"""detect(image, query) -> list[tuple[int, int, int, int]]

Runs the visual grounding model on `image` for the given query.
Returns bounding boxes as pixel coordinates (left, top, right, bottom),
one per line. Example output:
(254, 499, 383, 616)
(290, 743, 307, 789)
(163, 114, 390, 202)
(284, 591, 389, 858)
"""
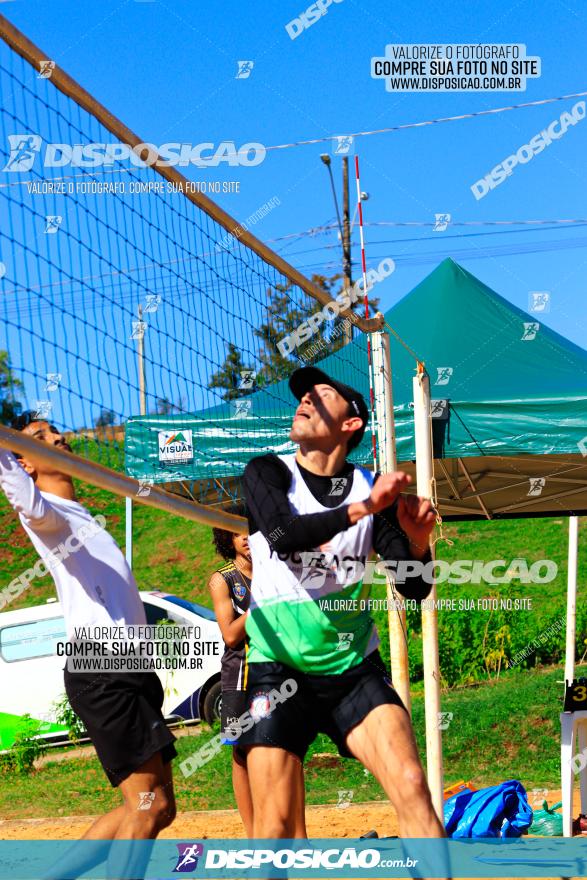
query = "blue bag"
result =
(444, 779, 533, 838)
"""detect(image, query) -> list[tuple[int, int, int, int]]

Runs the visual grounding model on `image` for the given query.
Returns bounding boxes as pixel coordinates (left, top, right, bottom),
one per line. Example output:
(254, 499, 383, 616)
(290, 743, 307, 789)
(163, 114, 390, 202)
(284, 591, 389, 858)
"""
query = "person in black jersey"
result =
(240, 367, 446, 842)
(209, 504, 306, 837)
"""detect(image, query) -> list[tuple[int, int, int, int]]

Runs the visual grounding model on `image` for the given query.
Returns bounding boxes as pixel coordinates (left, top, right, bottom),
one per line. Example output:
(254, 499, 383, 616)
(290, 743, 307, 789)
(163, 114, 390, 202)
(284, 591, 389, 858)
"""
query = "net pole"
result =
(0, 426, 248, 534)
(0, 13, 382, 336)
(413, 367, 444, 821)
(354, 155, 377, 471)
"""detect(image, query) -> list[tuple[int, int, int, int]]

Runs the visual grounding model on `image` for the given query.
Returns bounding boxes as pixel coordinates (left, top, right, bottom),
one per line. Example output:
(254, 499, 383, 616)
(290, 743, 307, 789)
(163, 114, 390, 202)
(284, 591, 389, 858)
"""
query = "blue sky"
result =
(1, 0, 586, 429)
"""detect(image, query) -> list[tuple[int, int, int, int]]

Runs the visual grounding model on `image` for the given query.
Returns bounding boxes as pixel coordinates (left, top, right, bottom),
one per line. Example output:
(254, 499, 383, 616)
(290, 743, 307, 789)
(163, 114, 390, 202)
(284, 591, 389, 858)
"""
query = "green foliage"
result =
(53, 694, 85, 745)
(94, 408, 116, 428)
(0, 665, 580, 819)
(208, 343, 256, 402)
(0, 349, 23, 425)
(0, 714, 46, 774)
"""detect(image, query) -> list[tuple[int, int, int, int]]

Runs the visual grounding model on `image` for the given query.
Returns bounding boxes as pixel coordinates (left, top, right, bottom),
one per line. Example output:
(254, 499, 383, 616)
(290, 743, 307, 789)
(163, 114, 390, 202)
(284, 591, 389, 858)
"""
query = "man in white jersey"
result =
(241, 367, 446, 839)
(0, 414, 176, 851)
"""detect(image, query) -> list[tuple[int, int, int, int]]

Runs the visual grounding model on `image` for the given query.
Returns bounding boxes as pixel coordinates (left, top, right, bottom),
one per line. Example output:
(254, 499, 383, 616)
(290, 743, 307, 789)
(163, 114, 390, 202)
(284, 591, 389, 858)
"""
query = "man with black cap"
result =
(240, 367, 445, 839)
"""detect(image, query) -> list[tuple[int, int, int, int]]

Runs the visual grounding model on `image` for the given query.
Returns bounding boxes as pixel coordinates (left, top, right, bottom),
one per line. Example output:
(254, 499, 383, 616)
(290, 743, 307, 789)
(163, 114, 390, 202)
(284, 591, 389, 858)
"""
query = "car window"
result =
(142, 601, 177, 625)
(0, 617, 66, 662)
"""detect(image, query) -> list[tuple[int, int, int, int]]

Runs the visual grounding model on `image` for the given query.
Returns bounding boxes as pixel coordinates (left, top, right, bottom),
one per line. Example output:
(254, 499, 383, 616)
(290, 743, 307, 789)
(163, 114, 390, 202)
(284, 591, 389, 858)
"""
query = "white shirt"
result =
(0, 450, 146, 638)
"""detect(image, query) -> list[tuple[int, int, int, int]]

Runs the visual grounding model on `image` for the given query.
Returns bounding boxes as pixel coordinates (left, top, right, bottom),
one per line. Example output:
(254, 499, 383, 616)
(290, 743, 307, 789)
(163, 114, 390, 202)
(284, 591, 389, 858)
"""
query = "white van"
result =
(0, 591, 223, 751)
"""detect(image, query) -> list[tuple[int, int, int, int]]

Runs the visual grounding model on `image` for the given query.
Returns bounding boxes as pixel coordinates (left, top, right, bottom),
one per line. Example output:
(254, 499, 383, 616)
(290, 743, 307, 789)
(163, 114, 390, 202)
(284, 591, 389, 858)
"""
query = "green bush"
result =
(0, 715, 46, 774)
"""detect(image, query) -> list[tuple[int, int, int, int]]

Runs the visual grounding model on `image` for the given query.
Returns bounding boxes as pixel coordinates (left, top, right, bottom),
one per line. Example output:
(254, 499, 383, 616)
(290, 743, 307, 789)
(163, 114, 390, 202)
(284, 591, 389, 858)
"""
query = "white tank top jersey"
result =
(0, 450, 146, 638)
(246, 453, 380, 674)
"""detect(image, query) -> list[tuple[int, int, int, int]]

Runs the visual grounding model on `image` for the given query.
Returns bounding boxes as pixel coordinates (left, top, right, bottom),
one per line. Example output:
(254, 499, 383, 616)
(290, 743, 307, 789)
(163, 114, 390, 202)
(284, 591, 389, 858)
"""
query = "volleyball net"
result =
(0, 14, 381, 518)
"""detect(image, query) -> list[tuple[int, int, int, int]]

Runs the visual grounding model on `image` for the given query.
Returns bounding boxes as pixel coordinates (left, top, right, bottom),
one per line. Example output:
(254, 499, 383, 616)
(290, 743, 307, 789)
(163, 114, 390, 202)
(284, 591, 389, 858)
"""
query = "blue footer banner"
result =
(0, 838, 586, 878)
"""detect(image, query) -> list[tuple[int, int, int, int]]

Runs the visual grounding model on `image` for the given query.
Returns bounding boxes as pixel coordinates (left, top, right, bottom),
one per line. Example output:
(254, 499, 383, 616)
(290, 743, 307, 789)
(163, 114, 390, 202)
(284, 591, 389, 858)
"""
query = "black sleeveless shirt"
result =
(217, 561, 251, 690)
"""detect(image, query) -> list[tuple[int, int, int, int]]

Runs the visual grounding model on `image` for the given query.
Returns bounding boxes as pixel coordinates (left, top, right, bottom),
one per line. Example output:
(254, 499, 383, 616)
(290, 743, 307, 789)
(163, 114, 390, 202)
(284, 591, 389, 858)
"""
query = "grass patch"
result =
(0, 664, 578, 820)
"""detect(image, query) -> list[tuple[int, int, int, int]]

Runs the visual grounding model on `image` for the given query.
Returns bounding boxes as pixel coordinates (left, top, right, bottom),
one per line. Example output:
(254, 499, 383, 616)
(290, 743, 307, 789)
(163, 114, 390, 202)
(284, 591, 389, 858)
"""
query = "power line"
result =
(263, 91, 587, 152)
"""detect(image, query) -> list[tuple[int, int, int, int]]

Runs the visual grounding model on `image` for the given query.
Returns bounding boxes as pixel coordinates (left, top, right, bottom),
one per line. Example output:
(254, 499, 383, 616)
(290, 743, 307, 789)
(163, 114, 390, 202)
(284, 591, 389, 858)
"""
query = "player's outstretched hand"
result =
(397, 494, 436, 558)
(367, 471, 412, 514)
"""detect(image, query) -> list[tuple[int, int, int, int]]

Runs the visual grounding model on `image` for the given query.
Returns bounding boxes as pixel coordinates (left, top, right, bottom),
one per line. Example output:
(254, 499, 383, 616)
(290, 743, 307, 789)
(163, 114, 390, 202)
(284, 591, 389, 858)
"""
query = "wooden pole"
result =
(0, 425, 248, 534)
(412, 367, 444, 821)
(565, 515, 579, 685)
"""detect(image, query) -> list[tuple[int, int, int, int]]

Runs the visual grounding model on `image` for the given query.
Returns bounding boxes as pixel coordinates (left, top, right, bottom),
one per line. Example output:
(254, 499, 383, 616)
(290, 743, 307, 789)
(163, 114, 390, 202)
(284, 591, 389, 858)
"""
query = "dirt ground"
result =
(0, 788, 580, 840)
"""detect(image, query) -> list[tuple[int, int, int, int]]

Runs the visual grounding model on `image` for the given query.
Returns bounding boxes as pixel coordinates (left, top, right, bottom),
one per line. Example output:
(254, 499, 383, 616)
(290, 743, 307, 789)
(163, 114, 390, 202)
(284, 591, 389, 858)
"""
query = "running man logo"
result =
(336, 632, 354, 652)
(44, 215, 62, 234)
(437, 711, 453, 730)
(233, 399, 253, 418)
(527, 477, 546, 497)
(522, 322, 540, 340)
(144, 294, 161, 314)
(34, 400, 52, 419)
(332, 135, 354, 154)
(137, 478, 154, 497)
(328, 477, 348, 496)
(236, 61, 254, 79)
(173, 843, 204, 872)
(435, 366, 453, 386)
(238, 370, 256, 390)
(431, 399, 449, 420)
(130, 320, 147, 340)
(337, 789, 354, 808)
(137, 791, 155, 810)
(38, 60, 55, 79)
(158, 430, 194, 463)
(433, 213, 451, 232)
(528, 291, 550, 313)
(3, 134, 42, 172)
(45, 373, 62, 391)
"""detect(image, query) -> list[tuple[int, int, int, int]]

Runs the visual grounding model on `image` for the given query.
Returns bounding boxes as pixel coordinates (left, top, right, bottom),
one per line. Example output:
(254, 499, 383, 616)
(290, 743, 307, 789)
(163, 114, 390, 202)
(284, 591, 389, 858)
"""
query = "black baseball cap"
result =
(288, 367, 369, 451)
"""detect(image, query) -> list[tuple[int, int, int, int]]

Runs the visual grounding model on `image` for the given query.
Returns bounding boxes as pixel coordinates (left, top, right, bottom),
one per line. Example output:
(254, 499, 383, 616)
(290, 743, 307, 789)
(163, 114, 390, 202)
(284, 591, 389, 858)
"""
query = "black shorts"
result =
(64, 669, 177, 786)
(220, 688, 247, 746)
(239, 650, 406, 761)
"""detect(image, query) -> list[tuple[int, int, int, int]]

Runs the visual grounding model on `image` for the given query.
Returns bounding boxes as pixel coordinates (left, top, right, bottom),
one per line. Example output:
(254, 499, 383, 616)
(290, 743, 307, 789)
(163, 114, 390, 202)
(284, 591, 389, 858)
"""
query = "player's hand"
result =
(367, 471, 412, 514)
(397, 494, 436, 558)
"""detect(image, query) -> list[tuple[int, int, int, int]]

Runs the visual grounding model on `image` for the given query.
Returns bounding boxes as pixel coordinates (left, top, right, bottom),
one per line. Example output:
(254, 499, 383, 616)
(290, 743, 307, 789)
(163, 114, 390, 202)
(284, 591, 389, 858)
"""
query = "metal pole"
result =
(372, 332, 411, 713)
(412, 367, 444, 821)
(126, 305, 147, 567)
(137, 304, 147, 417)
(565, 515, 579, 685)
(125, 496, 133, 568)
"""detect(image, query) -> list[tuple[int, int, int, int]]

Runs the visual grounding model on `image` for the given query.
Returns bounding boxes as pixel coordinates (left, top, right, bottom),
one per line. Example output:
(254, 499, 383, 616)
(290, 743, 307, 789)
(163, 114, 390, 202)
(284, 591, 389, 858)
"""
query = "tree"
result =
(0, 350, 23, 425)
(208, 273, 380, 399)
(208, 343, 256, 402)
(155, 397, 185, 415)
(95, 408, 116, 428)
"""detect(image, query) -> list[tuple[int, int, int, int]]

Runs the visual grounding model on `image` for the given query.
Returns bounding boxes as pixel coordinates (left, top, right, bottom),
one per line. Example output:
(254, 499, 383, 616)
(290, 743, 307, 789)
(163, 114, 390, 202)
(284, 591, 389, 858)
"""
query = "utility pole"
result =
(341, 156, 353, 345)
(127, 303, 147, 568)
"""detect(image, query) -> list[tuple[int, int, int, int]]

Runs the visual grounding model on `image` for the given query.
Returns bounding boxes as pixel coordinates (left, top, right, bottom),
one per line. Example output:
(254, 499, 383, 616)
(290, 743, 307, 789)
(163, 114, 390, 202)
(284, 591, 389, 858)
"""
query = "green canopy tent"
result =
(126, 258, 587, 822)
